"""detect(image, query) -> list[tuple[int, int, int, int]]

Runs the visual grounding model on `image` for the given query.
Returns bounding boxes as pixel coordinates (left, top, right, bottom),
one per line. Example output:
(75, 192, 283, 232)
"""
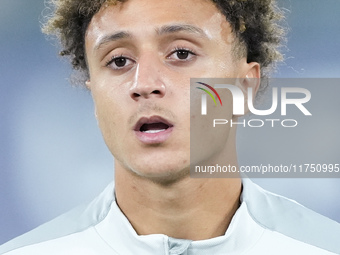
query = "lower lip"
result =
(134, 127, 174, 144)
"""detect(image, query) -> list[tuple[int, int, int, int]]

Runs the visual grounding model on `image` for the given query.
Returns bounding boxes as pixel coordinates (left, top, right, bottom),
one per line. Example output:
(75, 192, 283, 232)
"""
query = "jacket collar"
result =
(94, 179, 264, 255)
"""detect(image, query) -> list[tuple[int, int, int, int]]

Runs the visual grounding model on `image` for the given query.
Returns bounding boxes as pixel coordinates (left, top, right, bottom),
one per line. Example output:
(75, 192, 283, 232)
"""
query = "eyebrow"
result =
(93, 24, 208, 51)
(156, 24, 207, 38)
(94, 31, 132, 51)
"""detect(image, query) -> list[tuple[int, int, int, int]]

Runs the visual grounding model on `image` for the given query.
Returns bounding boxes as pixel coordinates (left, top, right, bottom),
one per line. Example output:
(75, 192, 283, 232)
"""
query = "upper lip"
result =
(133, 116, 174, 131)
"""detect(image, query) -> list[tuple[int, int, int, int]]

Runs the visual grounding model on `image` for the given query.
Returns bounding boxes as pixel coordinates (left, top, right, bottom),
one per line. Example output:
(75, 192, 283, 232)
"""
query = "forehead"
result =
(86, 0, 234, 49)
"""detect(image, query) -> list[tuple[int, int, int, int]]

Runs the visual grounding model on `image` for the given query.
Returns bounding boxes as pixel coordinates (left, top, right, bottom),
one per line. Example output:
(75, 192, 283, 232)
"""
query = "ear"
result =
(94, 108, 98, 119)
(85, 79, 91, 90)
(239, 62, 260, 115)
(85, 79, 98, 119)
(241, 62, 260, 93)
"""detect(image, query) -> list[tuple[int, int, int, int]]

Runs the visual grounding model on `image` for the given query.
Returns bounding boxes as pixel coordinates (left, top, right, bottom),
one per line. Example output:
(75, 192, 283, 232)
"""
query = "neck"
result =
(115, 171, 241, 240)
(115, 125, 241, 240)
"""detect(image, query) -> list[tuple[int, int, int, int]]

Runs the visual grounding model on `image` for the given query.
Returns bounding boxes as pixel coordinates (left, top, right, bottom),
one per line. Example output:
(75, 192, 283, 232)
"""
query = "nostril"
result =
(130, 86, 165, 100)
(152, 90, 161, 95)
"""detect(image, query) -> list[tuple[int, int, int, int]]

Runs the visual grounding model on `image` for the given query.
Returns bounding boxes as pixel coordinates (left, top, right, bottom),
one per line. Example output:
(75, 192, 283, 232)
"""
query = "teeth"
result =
(143, 129, 166, 134)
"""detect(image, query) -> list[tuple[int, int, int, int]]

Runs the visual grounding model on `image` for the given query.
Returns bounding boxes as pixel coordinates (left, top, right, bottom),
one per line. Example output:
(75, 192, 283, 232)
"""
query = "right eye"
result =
(106, 56, 134, 70)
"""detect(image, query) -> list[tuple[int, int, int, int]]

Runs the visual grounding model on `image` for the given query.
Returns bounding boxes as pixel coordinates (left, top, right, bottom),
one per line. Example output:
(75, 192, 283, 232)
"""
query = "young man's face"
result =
(85, 0, 257, 181)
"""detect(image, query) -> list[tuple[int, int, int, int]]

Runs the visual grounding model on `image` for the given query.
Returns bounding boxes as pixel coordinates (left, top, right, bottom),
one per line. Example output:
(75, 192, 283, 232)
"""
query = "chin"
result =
(131, 162, 190, 186)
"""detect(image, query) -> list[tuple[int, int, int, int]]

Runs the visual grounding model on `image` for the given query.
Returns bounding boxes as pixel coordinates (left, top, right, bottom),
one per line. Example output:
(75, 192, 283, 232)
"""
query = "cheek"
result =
(190, 87, 234, 162)
(92, 87, 128, 144)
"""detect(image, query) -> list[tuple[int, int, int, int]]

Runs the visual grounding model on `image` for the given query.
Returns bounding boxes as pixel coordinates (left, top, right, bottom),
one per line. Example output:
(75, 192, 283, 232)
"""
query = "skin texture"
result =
(85, 0, 260, 240)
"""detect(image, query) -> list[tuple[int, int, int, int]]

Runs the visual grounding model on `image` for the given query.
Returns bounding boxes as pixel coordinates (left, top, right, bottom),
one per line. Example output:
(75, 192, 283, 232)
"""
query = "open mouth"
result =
(134, 116, 174, 144)
(140, 122, 170, 133)
(134, 116, 173, 132)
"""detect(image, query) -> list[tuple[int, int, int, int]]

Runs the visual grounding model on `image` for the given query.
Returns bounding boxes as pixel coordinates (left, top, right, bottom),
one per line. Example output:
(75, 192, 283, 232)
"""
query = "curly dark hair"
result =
(42, 0, 285, 84)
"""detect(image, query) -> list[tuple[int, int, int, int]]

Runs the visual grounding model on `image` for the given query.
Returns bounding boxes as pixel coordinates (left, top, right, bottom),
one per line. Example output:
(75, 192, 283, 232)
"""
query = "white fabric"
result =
(1, 179, 339, 254)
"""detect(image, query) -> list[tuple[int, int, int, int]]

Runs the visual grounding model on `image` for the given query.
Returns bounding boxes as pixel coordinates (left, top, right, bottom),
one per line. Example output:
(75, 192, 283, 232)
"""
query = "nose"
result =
(129, 55, 166, 101)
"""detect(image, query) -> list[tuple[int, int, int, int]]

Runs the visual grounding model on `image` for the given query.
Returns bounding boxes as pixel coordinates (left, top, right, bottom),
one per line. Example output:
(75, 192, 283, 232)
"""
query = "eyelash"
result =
(105, 54, 127, 67)
(169, 47, 197, 59)
(105, 47, 197, 69)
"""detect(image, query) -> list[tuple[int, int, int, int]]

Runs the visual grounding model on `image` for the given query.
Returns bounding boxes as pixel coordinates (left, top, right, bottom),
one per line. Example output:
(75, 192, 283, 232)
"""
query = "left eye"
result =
(168, 49, 196, 61)
(175, 50, 190, 59)
(114, 57, 127, 67)
(106, 56, 134, 70)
